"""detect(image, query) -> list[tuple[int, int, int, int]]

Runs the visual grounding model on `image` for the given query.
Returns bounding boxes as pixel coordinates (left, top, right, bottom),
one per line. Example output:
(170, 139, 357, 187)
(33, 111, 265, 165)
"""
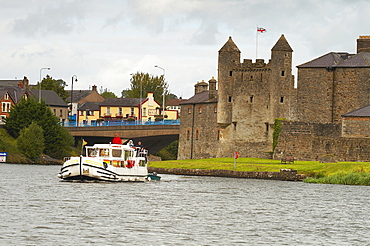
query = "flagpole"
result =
(256, 25, 258, 59)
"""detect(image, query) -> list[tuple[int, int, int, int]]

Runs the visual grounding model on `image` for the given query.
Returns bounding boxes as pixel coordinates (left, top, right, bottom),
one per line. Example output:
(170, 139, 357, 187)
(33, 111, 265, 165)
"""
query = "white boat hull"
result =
(58, 156, 148, 182)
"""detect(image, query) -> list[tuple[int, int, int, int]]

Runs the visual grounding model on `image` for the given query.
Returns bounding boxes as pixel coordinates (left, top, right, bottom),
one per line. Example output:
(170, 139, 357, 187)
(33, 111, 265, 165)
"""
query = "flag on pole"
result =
(82, 139, 87, 146)
(257, 27, 266, 33)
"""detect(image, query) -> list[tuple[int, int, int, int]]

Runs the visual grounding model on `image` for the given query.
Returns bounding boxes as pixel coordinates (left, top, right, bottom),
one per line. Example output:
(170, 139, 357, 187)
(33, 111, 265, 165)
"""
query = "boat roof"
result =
(87, 143, 133, 150)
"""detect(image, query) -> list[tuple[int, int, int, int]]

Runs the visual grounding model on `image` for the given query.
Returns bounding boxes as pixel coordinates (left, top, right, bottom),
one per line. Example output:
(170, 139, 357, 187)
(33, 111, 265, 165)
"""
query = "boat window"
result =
(87, 148, 98, 157)
(112, 149, 122, 157)
(100, 149, 110, 157)
(124, 150, 132, 160)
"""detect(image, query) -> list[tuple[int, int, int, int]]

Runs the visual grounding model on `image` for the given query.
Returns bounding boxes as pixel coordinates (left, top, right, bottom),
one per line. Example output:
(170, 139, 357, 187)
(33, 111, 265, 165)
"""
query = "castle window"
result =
(186, 129, 190, 140)
(280, 96, 284, 103)
(228, 96, 232, 102)
(229, 71, 233, 76)
(198, 106, 202, 114)
(281, 70, 285, 76)
(188, 107, 192, 114)
(214, 106, 217, 113)
(195, 129, 199, 140)
(250, 96, 254, 103)
(217, 129, 220, 140)
(265, 123, 269, 132)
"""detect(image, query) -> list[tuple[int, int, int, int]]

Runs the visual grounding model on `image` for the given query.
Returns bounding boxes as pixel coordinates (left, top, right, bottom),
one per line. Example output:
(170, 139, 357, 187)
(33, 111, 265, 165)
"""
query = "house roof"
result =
(0, 79, 23, 87)
(30, 89, 68, 107)
(0, 86, 28, 103)
(297, 52, 370, 68)
(78, 101, 101, 111)
(166, 98, 187, 106)
(66, 90, 96, 103)
(180, 91, 218, 105)
(100, 97, 144, 107)
(342, 104, 370, 117)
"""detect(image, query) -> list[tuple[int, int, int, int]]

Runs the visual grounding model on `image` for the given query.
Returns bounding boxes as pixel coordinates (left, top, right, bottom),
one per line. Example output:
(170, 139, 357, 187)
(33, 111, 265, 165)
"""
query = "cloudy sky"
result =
(1, 0, 369, 99)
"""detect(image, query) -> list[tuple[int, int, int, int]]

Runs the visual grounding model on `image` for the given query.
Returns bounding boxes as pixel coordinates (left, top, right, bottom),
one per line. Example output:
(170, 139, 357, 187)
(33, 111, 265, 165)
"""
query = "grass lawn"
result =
(149, 157, 370, 177)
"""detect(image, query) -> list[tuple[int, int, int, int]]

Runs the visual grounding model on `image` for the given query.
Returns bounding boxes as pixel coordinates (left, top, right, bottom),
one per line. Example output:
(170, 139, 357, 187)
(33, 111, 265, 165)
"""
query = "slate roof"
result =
(100, 97, 144, 107)
(0, 86, 27, 103)
(180, 91, 218, 105)
(30, 89, 68, 107)
(66, 90, 95, 103)
(0, 79, 23, 87)
(78, 101, 101, 111)
(342, 104, 370, 117)
(297, 52, 370, 68)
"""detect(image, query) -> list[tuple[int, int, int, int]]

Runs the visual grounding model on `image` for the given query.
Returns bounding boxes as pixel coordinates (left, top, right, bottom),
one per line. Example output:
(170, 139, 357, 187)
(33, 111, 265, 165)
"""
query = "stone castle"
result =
(178, 35, 370, 161)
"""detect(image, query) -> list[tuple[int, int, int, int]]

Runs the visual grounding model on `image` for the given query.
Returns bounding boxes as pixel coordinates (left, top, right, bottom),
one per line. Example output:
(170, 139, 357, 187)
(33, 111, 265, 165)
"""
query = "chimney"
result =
(208, 77, 217, 100)
(357, 36, 370, 53)
(194, 80, 208, 95)
(92, 85, 97, 91)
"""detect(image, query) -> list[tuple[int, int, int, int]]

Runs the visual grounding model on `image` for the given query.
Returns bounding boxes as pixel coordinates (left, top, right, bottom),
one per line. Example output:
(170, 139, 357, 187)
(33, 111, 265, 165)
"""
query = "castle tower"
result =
(269, 34, 295, 120)
(217, 36, 240, 127)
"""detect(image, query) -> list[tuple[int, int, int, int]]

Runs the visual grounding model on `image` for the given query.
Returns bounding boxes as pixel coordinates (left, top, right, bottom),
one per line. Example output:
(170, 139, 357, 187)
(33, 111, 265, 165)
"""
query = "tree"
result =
(17, 122, 44, 161)
(5, 98, 74, 159)
(36, 75, 69, 101)
(100, 88, 117, 99)
(121, 72, 168, 105)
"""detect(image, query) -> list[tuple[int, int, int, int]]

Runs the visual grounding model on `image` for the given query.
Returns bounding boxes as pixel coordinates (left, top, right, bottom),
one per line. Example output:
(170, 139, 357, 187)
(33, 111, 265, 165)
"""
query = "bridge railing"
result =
(63, 119, 180, 127)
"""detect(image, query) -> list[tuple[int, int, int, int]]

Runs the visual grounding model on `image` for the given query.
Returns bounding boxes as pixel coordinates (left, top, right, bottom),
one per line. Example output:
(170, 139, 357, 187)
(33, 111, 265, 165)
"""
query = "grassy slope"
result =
(149, 157, 370, 177)
(0, 128, 29, 163)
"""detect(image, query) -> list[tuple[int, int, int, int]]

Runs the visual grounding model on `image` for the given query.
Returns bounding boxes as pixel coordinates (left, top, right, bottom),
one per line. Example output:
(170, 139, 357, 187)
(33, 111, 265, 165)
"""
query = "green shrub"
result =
(17, 122, 44, 161)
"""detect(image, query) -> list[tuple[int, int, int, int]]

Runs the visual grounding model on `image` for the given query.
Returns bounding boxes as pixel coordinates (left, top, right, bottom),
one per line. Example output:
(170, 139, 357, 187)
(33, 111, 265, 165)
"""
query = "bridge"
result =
(66, 124, 180, 154)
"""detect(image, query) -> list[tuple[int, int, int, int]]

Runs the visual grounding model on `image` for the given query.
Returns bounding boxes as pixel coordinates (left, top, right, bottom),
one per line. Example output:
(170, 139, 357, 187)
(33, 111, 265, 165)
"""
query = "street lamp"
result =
(130, 73, 142, 123)
(39, 67, 51, 103)
(70, 75, 78, 117)
(154, 65, 166, 121)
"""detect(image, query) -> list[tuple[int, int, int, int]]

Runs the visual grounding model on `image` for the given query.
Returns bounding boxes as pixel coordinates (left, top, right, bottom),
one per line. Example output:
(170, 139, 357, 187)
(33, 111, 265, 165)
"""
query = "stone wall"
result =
(274, 121, 370, 161)
(148, 167, 305, 181)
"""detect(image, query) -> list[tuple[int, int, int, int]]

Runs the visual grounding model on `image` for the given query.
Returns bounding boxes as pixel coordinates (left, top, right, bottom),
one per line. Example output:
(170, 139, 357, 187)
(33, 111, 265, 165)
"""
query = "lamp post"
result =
(70, 75, 78, 118)
(130, 73, 142, 124)
(39, 67, 50, 103)
(154, 65, 166, 121)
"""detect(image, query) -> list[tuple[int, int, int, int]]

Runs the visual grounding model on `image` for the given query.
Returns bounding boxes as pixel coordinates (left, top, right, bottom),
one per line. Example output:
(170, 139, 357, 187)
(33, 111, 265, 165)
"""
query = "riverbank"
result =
(148, 157, 370, 185)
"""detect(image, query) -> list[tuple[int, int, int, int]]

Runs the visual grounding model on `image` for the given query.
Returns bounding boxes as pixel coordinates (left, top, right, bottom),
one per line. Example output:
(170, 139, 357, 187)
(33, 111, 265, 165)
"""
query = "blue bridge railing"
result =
(63, 120, 180, 127)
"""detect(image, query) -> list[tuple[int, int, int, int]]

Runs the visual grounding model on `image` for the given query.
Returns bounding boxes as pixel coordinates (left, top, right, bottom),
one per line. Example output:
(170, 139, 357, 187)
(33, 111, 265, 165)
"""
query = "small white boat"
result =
(58, 137, 148, 182)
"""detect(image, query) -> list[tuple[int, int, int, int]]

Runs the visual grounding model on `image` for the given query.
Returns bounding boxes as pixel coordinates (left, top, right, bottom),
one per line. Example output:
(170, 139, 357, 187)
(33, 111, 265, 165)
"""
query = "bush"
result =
(155, 140, 178, 160)
(17, 122, 44, 161)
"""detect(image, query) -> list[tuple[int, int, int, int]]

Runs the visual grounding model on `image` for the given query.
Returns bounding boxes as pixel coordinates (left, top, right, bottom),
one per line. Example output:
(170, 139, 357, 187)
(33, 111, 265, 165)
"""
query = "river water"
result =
(0, 164, 369, 246)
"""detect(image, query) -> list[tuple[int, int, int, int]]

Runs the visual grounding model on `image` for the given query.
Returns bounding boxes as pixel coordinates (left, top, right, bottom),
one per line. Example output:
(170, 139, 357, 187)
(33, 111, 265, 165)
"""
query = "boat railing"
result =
(63, 157, 71, 162)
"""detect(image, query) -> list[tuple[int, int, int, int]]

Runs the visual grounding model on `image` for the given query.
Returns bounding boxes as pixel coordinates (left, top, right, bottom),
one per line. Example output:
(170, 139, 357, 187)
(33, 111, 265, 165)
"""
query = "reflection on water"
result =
(0, 164, 369, 245)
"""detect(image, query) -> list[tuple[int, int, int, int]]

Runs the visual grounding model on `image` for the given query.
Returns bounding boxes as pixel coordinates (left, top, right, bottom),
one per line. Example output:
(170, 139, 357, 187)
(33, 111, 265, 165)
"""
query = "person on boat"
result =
(128, 140, 134, 147)
(112, 133, 122, 144)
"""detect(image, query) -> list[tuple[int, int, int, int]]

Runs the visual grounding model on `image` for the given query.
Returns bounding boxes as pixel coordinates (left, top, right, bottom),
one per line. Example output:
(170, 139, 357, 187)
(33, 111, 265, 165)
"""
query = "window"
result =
(228, 96, 232, 102)
(60, 109, 63, 117)
(229, 71, 233, 76)
(188, 107, 192, 114)
(130, 107, 134, 115)
(198, 106, 202, 114)
(106, 107, 111, 115)
(281, 70, 285, 76)
(280, 97, 284, 103)
(2, 102, 10, 112)
(186, 129, 190, 140)
(217, 129, 220, 140)
(4, 93, 8, 100)
(119, 107, 123, 116)
(265, 123, 269, 132)
(214, 106, 217, 113)
(53, 109, 56, 115)
(250, 96, 254, 103)
(143, 107, 147, 116)
(195, 129, 199, 140)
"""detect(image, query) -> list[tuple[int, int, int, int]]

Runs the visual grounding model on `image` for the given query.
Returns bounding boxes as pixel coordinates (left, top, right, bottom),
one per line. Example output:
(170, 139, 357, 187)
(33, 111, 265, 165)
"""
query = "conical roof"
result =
(219, 36, 240, 52)
(271, 34, 293, 52)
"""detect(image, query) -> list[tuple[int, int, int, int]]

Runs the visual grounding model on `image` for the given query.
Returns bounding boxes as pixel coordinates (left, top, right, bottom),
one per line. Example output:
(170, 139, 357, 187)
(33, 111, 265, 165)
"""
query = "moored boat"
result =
(58, 136, 149, 182)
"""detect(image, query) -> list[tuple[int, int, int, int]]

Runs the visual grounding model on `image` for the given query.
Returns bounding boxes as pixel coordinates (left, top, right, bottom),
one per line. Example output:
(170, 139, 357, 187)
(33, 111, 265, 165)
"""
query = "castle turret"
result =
(217, 36, 240, 126)
(270, 34, 294, 110)
(208, 77, 217, 100)
(194, 80, 208, 94)
(357, 36, 370, 53)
